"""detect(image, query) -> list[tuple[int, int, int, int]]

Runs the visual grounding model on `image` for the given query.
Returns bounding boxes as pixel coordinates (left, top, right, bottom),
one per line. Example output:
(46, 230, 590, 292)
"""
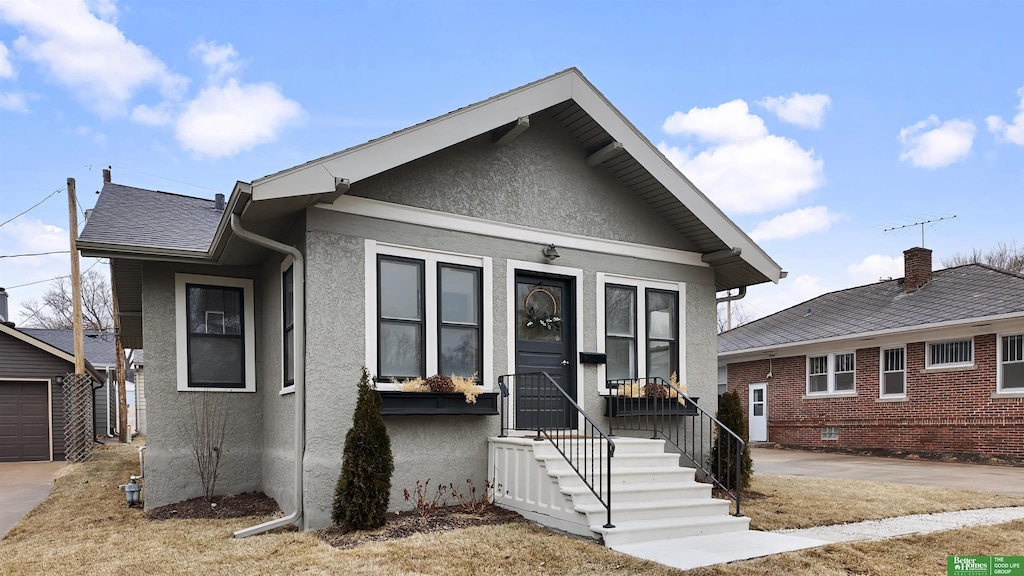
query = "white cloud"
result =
(0, 92, 28, 112)
(758, 93, 831, 129)
(0, 0, 187, 116)
(175, 79, 303, 158)
(847, 254, 905, 285)
(131, 103, 173, 126)
(658, 135, 823, 214)
(662, 100, 767, 144)
(85, 0, 118, 21)
(0, 41, 14, 78)
(191, 40, 241, 82)
(986, 84, 1024, 146)
(898, 115, 975, 169)
(748, 206, 840, 242)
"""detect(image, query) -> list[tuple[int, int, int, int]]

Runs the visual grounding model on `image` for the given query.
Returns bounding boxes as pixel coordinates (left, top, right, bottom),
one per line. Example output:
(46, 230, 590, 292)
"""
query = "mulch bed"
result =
(145, 492, 283, 520)
(317, 504, 526, 550)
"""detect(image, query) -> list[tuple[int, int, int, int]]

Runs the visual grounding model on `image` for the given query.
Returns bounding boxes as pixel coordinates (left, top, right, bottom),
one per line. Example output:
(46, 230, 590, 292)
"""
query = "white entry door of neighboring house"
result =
(748, 384, 768, 442)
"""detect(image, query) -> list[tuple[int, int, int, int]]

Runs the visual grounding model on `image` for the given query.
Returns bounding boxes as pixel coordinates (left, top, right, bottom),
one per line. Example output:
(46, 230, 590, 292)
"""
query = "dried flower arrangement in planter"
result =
(394, 373, 482, 404)
(616, 372, 688, 404)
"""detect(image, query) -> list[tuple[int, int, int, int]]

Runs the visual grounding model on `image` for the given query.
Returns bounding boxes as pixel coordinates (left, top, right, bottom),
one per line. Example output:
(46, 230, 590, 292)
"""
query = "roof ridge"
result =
(105, 182, 218, 203)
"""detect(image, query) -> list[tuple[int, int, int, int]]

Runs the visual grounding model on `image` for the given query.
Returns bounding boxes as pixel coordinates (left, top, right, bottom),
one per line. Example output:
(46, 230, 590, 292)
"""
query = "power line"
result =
(0, 187, 64, 230)
(0, 250, 70, 259)
(109, 164, 224, 193)
(4, 258, 106, 290)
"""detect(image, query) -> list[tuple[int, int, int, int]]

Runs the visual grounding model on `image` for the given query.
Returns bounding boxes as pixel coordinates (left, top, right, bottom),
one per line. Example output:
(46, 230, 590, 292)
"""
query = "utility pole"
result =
(67, 178, 85, 375)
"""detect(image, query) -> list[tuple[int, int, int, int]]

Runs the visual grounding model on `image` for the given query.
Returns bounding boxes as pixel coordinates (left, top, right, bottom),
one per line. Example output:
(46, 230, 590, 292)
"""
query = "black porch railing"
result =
(498, 372, 615, 529)
(606, 377, 745, 516)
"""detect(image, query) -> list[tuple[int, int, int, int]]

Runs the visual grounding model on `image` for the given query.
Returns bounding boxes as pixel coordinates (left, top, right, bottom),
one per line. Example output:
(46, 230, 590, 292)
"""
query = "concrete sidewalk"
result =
(613, 506, 1024, 571)
(0, 461, 64, 538)
(752, 447, 1024, 495)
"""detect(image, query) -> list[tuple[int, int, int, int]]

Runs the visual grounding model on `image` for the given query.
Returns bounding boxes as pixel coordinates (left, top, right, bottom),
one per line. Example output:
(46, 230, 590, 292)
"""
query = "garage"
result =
(0, 380, 50, 462)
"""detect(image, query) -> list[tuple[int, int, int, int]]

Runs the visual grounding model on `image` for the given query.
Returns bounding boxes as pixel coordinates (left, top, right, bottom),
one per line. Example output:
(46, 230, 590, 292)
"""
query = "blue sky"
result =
(2, 1, 1023, 324)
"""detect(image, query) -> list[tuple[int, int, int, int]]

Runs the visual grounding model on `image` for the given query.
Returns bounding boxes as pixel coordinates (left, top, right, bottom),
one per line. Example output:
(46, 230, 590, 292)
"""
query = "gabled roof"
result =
(79, 183, 223, 257)
(20, 329, 119, 368)
(719, 264, 1024, 356)
(250, 67, 781, 290)
(0, 324, 103, 381)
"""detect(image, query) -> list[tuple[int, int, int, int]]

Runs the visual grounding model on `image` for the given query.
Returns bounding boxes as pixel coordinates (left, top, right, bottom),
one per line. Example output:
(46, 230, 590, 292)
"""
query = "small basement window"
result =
(821, 426, 839, 441)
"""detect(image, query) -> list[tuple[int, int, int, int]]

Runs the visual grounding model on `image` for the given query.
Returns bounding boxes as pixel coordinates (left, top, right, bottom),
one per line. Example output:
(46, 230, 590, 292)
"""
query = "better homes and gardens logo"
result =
(948, 556, 1024, 576)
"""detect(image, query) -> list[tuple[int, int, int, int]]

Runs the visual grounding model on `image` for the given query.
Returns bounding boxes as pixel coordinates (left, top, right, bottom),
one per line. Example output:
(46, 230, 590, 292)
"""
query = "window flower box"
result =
(378, 391, 499, 416)
(605, 396, 699, 417)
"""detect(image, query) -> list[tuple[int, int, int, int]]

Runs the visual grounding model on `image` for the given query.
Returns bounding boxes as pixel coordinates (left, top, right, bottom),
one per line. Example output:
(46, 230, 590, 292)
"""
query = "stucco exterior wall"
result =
(141, 261, 265, 509)
(348, 112, 695, 252)
(301, 208, 717, 529)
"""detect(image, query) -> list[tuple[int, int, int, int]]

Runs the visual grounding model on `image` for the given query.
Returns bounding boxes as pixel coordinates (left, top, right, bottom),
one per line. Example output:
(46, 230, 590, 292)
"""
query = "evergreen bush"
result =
(709, 391, 753, 491)
(331, 367, 394, 529)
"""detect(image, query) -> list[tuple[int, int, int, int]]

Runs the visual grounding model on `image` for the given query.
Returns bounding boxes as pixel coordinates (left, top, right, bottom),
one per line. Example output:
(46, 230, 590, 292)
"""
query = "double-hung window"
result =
(806, 352, 856, 395)
(999, 334, 1024, 391)
(374, 246, 487, 384)
(175, 274, 256, 392)
(881, 347, 906, 397)
(926, 339, 973, 368)
(600, 275, 682, 388)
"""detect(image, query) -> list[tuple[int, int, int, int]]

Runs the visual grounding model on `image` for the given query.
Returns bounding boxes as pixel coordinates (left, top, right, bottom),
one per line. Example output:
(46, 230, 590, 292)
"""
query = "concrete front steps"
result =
(487, 436, 750, 547)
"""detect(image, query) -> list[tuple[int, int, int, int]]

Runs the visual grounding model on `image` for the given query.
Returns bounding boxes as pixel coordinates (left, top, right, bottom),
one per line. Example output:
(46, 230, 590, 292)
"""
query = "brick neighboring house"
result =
(718, 247, 1024, 460)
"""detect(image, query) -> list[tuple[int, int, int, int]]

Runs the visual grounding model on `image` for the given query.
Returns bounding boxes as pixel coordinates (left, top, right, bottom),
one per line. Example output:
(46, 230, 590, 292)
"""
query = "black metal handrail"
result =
(606, 377, 745, 516)
(498, 372, 615, 528)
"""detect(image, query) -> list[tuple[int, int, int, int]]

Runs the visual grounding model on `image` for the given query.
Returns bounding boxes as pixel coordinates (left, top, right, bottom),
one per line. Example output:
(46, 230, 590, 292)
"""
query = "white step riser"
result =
(538, 454, 682, 471)
(599, 517, 751, 547)
(578, 501, 731, 525)
(565, 484, 712, 505)
(551, 469, 696, 487)
(531, 439, 667, 457)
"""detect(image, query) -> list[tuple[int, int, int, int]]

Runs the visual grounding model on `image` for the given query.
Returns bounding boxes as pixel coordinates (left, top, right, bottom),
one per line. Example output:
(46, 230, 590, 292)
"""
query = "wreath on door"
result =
(522, 287, 561, 331)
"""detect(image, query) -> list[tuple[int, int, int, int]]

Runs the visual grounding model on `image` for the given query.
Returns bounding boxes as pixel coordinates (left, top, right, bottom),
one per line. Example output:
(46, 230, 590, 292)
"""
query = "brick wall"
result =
(725, 333, 1024, 460)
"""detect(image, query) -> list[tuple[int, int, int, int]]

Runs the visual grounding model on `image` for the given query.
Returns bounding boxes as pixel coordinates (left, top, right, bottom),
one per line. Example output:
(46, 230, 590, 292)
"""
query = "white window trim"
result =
(925, 337, 975, 369)
(280, 255, 296, 395)
(996, 332, 1024, 394)
(805, 351, 856, 396)
(879, 346, 907, 398)
(596, 272, 686, 394)
(174, 273, 256, 393)
(365, 240, 493, 391)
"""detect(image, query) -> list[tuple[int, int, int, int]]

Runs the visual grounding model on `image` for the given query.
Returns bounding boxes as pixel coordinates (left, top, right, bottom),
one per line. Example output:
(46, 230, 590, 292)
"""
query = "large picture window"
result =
(600, 275, 683, 389)
(375, 250, 485, 384)
(175, 274, 256, 392)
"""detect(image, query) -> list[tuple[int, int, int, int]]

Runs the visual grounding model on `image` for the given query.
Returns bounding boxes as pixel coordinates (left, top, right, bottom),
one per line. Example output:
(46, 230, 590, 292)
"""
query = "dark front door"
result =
(514, 273, 576, 430)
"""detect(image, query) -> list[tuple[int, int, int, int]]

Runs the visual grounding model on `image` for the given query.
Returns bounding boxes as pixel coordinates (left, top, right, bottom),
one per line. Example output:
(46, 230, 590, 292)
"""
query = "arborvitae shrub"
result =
(709, 391, 753, 491)
(331, 367, 394, 529)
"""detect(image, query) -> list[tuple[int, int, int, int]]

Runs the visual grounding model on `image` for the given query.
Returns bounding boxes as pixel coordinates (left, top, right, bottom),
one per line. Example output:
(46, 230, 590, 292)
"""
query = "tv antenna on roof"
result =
(883, 215, 957, 247)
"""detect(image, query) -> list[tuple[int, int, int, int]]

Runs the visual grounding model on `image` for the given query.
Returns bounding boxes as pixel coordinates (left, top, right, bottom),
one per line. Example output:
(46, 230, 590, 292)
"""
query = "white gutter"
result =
(229, 213, 306, 538)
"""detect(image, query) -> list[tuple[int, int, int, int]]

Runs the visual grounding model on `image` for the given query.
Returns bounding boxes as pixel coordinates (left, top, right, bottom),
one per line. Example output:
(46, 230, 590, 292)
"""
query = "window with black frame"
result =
(605, 284, 637, 380)
(282, 265, 294, 389)
(438, 264, 482, 380)
(646, 289, 678, 383)
(186, 283, 245, 388)
(378, 256, 425, 381)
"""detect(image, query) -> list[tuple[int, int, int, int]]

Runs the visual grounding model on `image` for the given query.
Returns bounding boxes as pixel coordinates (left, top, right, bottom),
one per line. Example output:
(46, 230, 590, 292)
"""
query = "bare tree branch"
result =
(943, 241, 1024, 275)
(16, 270, 113, 330)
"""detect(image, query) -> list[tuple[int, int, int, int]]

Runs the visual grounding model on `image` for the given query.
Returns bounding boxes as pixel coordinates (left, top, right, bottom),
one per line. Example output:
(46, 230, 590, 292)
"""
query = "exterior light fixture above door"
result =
(542, 244, 560, 261)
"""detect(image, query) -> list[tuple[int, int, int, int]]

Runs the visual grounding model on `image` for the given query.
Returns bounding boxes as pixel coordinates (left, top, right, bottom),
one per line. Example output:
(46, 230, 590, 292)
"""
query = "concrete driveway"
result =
(0, 461, 64, 538)
(753, 448, 1024, 496)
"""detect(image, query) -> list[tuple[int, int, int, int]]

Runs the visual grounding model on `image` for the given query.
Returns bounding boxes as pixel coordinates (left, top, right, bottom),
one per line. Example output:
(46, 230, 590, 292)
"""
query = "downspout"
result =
(229, 213, 306, 538)
(715, 286, 747, 304)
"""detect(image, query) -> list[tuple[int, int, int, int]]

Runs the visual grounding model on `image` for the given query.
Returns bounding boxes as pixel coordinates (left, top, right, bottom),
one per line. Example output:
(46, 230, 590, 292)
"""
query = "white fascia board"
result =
(718, 312, 1024, 362)
(252, 74, 576, 201)
(320, 196, 708, 267)
(568, 74, 782, 285)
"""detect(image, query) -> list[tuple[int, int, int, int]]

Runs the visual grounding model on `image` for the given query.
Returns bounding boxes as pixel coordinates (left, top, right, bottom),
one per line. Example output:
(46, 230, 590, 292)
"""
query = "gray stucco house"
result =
(77, 69, 782, 540)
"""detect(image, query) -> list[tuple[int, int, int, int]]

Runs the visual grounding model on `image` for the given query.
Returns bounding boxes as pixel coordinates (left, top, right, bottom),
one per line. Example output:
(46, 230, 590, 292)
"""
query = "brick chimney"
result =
(903, 247, 933, 293)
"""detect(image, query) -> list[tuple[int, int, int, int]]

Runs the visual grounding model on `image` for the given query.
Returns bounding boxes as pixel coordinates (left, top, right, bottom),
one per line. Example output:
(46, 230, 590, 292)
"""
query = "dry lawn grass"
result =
(739, 474, 1024, 530)
(3, 443, 1022, 576)
(689, 520, 1024, 576)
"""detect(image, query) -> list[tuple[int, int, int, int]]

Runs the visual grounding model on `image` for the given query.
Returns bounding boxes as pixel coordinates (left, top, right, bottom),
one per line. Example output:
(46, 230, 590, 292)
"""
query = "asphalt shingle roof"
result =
(20, 329, 118, 367)
(79, 183, 223, 252)
(718, 264, 1024, 354)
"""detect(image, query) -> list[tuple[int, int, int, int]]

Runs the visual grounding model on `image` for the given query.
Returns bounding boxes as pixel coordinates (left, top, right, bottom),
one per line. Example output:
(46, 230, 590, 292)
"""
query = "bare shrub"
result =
(177, 393, 228, 501)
